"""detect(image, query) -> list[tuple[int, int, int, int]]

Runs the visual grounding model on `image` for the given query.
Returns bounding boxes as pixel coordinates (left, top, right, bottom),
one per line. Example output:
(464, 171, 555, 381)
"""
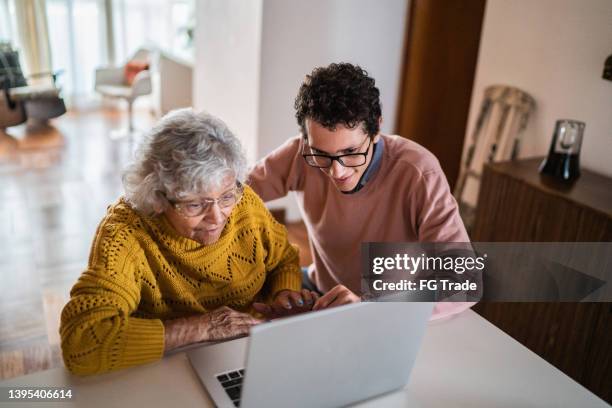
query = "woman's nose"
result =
(206, 202, 225, 224)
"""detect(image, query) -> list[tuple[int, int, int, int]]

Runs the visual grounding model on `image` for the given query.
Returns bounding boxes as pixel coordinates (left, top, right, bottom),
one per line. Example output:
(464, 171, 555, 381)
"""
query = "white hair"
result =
(122, 109, 247, 216)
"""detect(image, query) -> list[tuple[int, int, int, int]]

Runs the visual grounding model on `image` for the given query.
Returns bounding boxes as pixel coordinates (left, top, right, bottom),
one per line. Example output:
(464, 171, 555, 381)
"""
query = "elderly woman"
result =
(60, 109, 314, 376)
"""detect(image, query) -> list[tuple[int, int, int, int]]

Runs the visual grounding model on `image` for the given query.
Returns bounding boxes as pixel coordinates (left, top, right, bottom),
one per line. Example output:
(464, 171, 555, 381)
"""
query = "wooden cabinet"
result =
(472, 158, 612, 403)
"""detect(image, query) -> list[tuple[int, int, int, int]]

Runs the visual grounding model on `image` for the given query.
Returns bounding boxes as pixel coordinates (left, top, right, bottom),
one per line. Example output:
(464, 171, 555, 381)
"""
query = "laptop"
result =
(187, 301, 433, 408)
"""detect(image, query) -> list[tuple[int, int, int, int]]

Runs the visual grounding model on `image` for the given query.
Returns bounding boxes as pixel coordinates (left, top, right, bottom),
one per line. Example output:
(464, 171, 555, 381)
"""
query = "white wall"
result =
(195, 0, 409, 220)
(194, 0, 263, 164)
(465, 0, 612, 177)
(257, 0, 408, 219)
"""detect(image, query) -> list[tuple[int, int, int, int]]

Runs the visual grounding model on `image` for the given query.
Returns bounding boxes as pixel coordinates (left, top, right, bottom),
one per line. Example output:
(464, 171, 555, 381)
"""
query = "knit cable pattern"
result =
(60, 186, 301, 375)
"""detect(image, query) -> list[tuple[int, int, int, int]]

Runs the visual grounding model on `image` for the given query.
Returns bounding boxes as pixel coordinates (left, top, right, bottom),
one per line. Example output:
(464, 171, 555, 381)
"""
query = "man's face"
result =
(305, 119, 379, 192)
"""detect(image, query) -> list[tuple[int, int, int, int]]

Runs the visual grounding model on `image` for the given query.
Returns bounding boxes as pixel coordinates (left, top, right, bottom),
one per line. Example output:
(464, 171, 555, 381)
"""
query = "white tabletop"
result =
(0, 310, 608, 407)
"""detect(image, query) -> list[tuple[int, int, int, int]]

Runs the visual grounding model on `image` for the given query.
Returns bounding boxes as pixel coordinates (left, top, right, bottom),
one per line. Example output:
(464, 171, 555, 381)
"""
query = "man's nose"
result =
(329, 159, 344, 177)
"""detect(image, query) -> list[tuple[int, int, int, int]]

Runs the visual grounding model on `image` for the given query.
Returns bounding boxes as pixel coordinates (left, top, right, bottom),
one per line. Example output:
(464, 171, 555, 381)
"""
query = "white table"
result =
(0, 310, 608, 407)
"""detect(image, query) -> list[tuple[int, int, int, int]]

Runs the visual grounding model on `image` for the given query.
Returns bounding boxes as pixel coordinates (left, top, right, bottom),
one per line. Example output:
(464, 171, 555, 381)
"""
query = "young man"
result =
(248, 63, 473, 319)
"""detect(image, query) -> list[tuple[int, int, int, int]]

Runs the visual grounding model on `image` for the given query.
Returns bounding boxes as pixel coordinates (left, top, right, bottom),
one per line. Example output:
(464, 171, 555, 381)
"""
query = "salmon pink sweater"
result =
(249, 135, 474, 319)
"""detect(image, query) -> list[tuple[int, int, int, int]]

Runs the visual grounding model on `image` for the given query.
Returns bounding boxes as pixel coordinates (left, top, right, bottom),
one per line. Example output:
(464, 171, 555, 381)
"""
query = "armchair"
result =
(0, 44, 66, 141)
(94, 49, 152, 139)
(0, 86, 26, 141)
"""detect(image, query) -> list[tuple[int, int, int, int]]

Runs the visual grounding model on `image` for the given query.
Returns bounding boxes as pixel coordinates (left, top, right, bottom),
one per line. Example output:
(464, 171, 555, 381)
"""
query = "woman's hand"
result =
(252, 289, 319, 319)
(312, 284, 360, 310)
(204, 306, 263, 341)
(163, 306, 262, 352)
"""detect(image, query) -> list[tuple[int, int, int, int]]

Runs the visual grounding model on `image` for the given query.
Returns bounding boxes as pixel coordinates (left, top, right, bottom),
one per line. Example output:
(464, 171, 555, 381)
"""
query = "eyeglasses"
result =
(302, 136, 372, 168)
(165, 183, 244, 218)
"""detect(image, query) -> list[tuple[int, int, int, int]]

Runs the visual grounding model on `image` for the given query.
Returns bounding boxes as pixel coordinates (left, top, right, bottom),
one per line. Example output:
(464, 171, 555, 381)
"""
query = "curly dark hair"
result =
(294, 62, 382, 138)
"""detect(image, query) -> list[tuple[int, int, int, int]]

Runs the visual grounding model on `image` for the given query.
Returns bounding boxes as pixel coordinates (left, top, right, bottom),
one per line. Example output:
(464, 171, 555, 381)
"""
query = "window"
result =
(0, 0, 16, 44)
(43, 0, 193, 100)
(113, 0, 194, 63)
(46, 0, 108, 98)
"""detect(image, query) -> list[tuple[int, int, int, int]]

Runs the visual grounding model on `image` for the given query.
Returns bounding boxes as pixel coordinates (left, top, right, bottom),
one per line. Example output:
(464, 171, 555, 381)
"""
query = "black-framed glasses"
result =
(165, 182, 244, 218)
(302, 136, 372, 168)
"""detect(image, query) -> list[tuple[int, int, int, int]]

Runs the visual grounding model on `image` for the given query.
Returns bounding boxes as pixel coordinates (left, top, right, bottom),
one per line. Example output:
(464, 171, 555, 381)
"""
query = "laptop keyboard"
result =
(217, 369, 245, 407)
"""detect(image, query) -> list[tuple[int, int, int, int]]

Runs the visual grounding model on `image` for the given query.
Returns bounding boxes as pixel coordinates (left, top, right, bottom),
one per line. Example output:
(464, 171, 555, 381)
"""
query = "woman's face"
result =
(163, 176, 239, 245)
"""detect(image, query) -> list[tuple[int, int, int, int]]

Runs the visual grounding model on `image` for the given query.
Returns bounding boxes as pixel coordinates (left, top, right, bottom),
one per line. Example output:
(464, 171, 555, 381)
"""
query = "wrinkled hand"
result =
(312, 284, 360, 311)
(252, 289, 319, 320)
(204, 306, 263, 341)
(164, 306, 262, 352)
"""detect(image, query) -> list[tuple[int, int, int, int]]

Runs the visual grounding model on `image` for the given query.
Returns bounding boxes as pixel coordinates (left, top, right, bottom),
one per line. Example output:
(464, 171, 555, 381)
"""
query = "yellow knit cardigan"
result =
(60, 186, 301, 375)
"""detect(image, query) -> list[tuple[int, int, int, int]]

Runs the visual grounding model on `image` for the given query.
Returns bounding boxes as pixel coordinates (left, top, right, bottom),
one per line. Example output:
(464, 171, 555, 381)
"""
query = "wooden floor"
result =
(0, 107, 310, 380)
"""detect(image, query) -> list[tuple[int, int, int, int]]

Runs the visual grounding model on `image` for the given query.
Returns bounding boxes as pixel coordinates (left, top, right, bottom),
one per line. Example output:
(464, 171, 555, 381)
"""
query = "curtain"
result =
(13, 0, 53, 82)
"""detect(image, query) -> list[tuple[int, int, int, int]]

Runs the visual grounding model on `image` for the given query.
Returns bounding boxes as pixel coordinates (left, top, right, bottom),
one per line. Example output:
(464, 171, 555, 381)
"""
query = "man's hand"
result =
(312, 284, 360, 311)
(164, 306, 262, 352)
(252, 289, 319, 319)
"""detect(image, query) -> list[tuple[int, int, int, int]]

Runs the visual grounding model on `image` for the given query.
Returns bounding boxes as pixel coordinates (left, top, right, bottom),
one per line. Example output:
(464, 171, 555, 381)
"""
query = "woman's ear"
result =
(152, 198, 167, 215)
